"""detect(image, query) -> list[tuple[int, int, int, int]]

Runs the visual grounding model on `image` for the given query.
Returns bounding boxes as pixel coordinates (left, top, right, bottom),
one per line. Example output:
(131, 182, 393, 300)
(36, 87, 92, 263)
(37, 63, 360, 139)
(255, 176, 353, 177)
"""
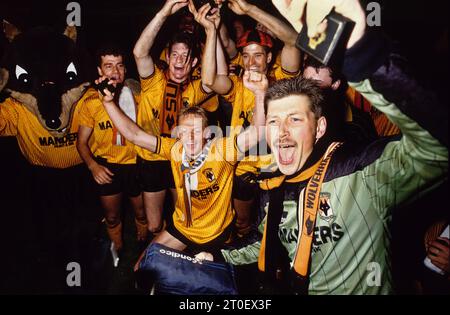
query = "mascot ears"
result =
(2, 20, 21, 42)
(2, 19, 77, 43)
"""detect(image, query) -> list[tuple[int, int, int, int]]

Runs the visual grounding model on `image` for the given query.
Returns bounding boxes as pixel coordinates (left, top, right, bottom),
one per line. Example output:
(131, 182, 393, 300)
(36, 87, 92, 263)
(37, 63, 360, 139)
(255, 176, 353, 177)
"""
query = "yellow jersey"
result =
(0, 97, 84, 168)
(159, 47, 220, 124)
(78, 88, 138, 164)
(235, 154, 276, 178)
(136, 66, 215, 161)
(155, 135, 241, 244)
(223, 65, 298, 133)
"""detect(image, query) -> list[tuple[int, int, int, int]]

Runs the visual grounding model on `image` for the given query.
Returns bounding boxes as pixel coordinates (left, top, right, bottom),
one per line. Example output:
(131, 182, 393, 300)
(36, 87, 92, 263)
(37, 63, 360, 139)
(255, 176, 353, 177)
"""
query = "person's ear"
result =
(315, 116, 327, 142)
(191, 57, 198, 69)
(266, 51, 272, 64)
(175, 126, 182, 139)
(331, 79, 341, 91)
(166, 49, 170, 63)
(97, 66, 103, 77)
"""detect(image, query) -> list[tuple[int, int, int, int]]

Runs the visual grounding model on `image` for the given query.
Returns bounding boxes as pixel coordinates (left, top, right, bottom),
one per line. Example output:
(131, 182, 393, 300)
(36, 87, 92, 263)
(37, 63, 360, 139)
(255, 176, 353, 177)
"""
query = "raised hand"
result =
(189, 1, 220, 31)
(271, 0, 305, 33)
(271, 0, 366, 48)
(209, 7, 221, 29)
(161, 0, 189, 17)
(305, 0, 366, 48)
(243, 70, 268, 96)
(227, 0, 252, 16)
(95, 76, 116, 103)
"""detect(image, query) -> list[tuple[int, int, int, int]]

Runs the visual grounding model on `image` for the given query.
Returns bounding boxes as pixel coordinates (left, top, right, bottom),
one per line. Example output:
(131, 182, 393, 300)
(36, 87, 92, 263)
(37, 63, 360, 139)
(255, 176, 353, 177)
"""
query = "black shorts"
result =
(137, 157, 175, 192)
(166, 217, 234, 254)
(232, 175, 258, 201)
(95, 157, 141, 197)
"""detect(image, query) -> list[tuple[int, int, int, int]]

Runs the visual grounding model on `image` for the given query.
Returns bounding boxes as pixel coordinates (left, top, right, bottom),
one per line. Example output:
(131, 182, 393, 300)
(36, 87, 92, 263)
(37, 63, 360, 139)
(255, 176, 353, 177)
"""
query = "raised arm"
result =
(271, 0, 366, 49)
(236, 70, 268, 152)
(219, 21, 238, 60)
(133, 0, 189, 78)
(97, 78, 157, 152)
(212, 0, 238, 59)
(323, 0, 448, 213)
(228, 0, 301, 72)
(189, 1, 232, 94)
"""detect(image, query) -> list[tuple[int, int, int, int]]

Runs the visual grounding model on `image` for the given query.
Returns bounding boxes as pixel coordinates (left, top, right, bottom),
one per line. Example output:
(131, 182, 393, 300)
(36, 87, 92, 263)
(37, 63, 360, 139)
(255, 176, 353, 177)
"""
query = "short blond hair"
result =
(178, 106, 208, 128)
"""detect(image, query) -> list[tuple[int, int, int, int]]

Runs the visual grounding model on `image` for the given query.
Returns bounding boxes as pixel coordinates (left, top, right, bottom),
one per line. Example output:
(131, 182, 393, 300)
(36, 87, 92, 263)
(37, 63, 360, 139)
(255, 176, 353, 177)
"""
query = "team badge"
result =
(319, 192, 335, 222)
(182, 98, 189, 108)
(203, 168, 215, 182)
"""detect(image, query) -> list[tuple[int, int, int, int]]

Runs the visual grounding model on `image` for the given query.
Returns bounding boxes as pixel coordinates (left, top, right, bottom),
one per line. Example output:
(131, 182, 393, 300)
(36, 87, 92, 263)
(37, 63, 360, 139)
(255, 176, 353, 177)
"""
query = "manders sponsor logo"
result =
(191, 183, 219, 200)
(312, 223, 344, 252)
(99, 120, 113, 130)
(279, 223, 344, 249)
(39, 132, 77, 147)
(280, 227, 299, 243)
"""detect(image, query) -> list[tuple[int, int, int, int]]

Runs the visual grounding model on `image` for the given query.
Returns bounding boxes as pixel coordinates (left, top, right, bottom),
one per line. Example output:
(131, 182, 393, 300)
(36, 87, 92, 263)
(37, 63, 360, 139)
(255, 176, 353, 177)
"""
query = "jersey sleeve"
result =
(154, 136, 178, 160)
(221, 75, 239, 103)
(140, 65, 166, 94)
(137, 66, 166, 135)
(229, 51, 243, 67)
(221, 240, 261, 265)
(183, 79, 216, 111)
(343, 31, 448, 218)
(271, 63, 300, 80)
(221, 211, 266, 265)
(77, 97, 95, 129)
(214, 136, 243, 166)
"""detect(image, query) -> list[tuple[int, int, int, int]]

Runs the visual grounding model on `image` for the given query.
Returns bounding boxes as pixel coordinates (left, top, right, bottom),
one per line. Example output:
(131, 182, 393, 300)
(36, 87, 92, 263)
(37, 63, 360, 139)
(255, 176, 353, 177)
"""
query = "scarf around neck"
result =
(180, 139, 212, 227)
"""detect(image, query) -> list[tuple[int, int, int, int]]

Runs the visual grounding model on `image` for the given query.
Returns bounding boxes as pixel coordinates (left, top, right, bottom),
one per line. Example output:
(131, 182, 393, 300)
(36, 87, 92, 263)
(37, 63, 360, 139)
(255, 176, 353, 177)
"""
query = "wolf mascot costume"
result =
(0, 21, 105, 293)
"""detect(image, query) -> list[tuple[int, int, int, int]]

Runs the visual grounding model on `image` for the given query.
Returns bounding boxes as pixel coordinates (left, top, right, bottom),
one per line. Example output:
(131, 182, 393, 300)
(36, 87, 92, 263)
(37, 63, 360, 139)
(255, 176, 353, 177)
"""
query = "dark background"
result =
(0, 0, 448, 294)
(1, 0, 448, 90)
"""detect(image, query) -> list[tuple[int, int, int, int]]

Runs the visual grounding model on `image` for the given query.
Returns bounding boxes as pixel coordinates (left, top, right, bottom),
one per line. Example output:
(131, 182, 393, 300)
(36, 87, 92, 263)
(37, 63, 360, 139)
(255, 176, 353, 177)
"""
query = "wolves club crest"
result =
(319, 192, 335, 222)
(203, 168, 215, 183)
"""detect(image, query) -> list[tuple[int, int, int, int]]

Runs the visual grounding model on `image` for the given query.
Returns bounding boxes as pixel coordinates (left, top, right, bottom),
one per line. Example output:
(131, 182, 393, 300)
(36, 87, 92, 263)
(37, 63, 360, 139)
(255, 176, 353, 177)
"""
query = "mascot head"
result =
(1, 21, 90, 135)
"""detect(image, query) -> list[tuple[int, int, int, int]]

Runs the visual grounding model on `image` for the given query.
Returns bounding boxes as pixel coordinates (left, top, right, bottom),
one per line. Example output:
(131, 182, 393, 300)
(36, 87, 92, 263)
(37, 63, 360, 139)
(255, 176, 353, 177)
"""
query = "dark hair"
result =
(95, 44, 125, 67)
(264, 76, 324, 119)
(168, 31, 200, 64)
(303, 56, 343, 83)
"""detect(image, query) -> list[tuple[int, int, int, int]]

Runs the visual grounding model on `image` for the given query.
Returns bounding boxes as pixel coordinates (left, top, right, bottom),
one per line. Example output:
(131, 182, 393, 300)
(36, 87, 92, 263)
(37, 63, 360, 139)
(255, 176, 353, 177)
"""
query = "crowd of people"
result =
(0, 0, 448, 294)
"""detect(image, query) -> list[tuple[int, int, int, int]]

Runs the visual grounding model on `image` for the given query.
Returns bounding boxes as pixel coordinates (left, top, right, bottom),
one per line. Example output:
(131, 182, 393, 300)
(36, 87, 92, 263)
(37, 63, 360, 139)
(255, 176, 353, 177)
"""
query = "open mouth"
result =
(277, 142, 296, 165)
